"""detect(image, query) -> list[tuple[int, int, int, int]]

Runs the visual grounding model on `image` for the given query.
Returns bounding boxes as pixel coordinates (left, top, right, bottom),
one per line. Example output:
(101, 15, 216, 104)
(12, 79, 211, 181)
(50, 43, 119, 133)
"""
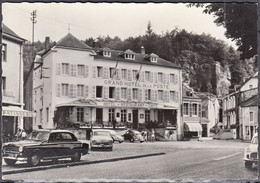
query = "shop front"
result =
(184, 122, 202, 139)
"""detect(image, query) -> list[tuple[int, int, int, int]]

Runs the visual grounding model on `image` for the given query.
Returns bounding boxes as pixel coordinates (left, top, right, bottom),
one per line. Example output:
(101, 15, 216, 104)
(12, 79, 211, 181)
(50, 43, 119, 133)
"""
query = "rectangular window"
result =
(110, 68, 115, 78)
(132, 70, 138, 80)
(61, 84, 69, 96)
(77, 108, 84, 122)
(77, 85, 84, 97)
(62, 63, 69, 75)
(121, 69, 127, 80)
(250, 111, 254, 121)
(192, 103, 198, 116)
(109, 109, 115, 122)
(46, 107, 49, 122)
(145, 71, 150, 82)
(121, 88, 127, 99)
(170, 91, 175, 101)
(2, 44, 7, 61)
(183, 103, 189, 116)
(2, 76, 6, 90)
(40, 109, 43, 124)
(132, 88, 138, 100)
(77, 65, 85, 76)
(121, 109, 127, 122)
(158, 90, 163, 101)
(96, 86, 103, 98)
(170, 74, 175, 83)
(128, 113, 132, 122)
(97, 66, 103, 77)
(158, 72, 163, 83)
(145, 110, 150, 122)
(109, 87, 116, 98)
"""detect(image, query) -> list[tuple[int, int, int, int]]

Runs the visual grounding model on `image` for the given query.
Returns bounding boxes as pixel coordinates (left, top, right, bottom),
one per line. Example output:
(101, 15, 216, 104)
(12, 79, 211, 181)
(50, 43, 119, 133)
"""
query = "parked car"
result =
(123, 130, 145, 143)
(244, 133, 258, 168)
(90, 129, 113, 150)
(2, 129, 89, 166)
(109, 130, 124, 143)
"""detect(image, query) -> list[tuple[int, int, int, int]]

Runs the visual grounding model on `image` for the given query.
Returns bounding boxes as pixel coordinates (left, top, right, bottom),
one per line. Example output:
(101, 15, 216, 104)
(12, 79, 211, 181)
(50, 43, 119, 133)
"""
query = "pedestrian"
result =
(151, 129, 155, 142)
(143, 129, 148, 142)
(21, 130, 27, 140)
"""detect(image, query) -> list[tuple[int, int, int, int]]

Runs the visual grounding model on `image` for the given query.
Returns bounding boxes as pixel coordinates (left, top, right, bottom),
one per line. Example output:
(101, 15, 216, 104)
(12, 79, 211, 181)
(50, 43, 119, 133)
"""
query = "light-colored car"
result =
(244, 133, 258, 168)
(109, 130, 124, 143)
(90, 130, 113, 150)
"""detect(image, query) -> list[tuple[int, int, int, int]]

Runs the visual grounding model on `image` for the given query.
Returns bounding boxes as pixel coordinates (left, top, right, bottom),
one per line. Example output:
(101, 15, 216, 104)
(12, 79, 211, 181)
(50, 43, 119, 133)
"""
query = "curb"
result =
(3, 152, 166, 175)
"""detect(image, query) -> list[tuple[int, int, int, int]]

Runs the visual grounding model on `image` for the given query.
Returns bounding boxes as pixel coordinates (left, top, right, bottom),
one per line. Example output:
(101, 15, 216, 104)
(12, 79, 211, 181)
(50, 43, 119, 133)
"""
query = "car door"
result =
(47, 132, 63, 157)
(60, 132, 81, 156)
(124, 131, 131, 140)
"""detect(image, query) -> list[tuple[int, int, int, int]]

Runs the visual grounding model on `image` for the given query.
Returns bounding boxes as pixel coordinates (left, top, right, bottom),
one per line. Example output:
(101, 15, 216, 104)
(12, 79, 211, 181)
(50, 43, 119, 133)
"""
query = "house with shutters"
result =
(32, 33, 183, 140)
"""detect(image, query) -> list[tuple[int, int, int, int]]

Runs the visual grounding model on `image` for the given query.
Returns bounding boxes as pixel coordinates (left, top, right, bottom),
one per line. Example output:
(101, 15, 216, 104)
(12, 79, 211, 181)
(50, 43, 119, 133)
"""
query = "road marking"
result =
(213, 152, 242, 161)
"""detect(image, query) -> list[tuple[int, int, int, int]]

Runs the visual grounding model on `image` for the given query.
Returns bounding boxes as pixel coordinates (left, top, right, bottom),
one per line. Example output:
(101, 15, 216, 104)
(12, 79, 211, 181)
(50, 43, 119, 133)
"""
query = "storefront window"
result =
(121, 110, 127, 122)
(109, 109, 115, 122)
(145, 110, 150, 122)
(77, 108, 84, 122)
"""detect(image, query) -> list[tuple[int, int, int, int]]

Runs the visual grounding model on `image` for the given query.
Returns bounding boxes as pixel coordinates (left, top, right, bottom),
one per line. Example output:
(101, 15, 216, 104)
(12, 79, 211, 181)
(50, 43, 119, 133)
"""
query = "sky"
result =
(2, 3, 237, 48)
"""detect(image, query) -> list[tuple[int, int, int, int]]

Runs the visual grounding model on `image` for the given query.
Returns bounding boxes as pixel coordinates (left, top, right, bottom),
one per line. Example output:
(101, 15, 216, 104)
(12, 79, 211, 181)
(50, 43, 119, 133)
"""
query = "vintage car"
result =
(2, 129, 89, 166)
(90, 129, 113, 150)
(123, 130, 145, 143)
(108, 130, 124, 143)
(244, 133, 258, 168)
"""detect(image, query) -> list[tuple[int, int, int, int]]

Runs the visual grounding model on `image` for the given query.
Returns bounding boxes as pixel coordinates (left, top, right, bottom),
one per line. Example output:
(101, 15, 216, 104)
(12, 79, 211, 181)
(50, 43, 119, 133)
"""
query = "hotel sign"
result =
(104, 79, 169, 89)
(97, 101, 157, 109)
(2, 109, 36, 117)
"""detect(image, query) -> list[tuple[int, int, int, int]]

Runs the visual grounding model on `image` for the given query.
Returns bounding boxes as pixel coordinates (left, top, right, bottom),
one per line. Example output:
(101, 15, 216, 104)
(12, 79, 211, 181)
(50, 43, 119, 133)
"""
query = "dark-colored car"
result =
(123, 130, 145, 143)
(2, 129, 89, 166)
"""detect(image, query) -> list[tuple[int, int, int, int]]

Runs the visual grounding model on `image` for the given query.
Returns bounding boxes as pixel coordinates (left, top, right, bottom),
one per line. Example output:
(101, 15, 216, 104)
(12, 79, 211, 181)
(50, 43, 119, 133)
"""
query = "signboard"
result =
(2, 108, 36, 117)
(96, 100, 157, 109)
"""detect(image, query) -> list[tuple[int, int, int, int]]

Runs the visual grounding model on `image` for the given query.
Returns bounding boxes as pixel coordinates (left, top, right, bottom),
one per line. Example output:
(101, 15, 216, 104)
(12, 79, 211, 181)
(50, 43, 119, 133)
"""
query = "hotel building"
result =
(33, 33, 183, 139)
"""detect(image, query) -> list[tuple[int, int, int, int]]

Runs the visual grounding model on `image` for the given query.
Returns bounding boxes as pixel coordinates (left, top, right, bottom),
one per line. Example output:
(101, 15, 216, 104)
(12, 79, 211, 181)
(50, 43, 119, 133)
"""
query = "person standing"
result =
(151, 129, 155, 142)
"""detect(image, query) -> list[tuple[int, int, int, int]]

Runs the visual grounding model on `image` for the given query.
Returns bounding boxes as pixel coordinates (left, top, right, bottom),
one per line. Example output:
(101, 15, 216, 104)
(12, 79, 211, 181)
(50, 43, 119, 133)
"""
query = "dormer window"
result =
(125, 54, 135, 60)
(150, 57, 157, 63)
(103, 51, 111, 57)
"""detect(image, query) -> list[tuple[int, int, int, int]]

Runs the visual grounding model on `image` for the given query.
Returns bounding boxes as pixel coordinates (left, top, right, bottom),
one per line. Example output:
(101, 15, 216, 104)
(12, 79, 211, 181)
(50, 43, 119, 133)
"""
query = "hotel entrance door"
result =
(133, 110, 138, 129)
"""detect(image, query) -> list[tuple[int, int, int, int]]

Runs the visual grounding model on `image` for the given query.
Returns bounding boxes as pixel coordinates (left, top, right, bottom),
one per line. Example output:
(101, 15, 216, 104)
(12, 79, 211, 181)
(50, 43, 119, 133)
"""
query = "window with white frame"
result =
(183, 103, 189, 116)
(158, 90, 163, 101)
(150, 57, 157, 62)
(110, 68, 115, 78)
(62, 63, 69, 75)
(170, 74, 175, 83)
(192, 103, 198, 116)
(2, 76, 6, 91)
(125, 54, 135, 60)
(121, 109, 127, 122)
(158, 72, 163, 83)
(77, 65, 85, 76)
(2, 43, 7, 61)
(145, 71, 150, 82)
(109, 109, 115, 122)
(121, 88, 127, 99)
(97, 66, 103, 78)
(121, 69, 127, 80)
(61, 84, 69, 96)
(145, 110, 150, 122)
(77, 108, 84, 122)
(170, 91, 175, 101)
(250, 111, 254, 122)
(132, 88, 138, 100)
(109, 87, 116, 98)
(77, 85, 84, 97)
(40, 109, 43, 124)
(133, 70, 138, 80)
(103, 51, 111, 57)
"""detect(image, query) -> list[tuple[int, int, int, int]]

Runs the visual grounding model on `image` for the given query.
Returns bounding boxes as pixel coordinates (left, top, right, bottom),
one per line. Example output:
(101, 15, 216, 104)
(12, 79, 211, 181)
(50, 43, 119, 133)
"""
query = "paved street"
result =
(2, 140, 258, 181)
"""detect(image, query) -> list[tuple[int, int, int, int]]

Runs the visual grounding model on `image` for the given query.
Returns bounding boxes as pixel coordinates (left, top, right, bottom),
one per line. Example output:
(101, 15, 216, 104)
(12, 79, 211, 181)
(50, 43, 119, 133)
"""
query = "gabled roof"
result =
(182, 84, 200, 99)
(239, 71, 258, 90)
(240, 95, 258, 107)
(56, 33, 92, 50)
(2, 24, 25, 42)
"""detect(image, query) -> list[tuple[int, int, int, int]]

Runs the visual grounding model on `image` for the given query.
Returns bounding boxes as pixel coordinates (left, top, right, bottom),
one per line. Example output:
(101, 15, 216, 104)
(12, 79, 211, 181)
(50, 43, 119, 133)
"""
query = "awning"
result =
(2, 106, 36, 117)
(56, 99, 97, 108)
(184, 122, 202, 132)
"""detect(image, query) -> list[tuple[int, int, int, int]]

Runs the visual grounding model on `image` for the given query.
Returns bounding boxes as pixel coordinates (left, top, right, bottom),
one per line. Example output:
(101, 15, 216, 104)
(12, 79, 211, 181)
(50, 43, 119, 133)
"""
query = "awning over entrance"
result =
(2, 106, 36, 117)
(56, 99, 97, 108)
(184, 122, 202, 132)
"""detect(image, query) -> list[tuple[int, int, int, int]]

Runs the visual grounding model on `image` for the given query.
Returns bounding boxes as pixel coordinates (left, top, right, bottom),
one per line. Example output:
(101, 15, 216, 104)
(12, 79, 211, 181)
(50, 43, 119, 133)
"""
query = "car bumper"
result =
(244, 158, 258, 163)
(3, 154, 27, 161)
(91, 144, 113, 148)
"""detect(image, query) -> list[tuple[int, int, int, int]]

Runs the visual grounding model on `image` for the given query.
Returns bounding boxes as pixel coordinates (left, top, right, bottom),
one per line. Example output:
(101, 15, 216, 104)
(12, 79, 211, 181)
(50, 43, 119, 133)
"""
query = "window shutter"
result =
(166, 74, 170, 84)
(162, 73, 166, 84)
(93, 66, 97, 78)
(116, 87, 120, 99)
(56, 63, 61, 75)
(73, 84, 77, 97)
(69, 64, 74, 75)
(176, 92, 179, 102)
(69, 84, 73, 97)
(190, 103, 192, 117)
(103, 67, 107, 79)
(117, 69, 121, 79)
(150, 72, 153, 83)
(85, 86, 88, 98)
(104, 87, 109, 99)
(145, 89, 148, 101)
(56, 84, 61, 96)
(199, 104, 202, 117)
(138, 89, 142, 101)
(127, 88, 132, 100)
(85, 66, 88, 77)
(154, 72, 158, 83)
(175, 75, 178, 84)
(73, 65, 77, 76)
(92, 86, 96, 99)
(154, 90, 158, 101)
(140, 71, 144, 82)
(128, 70, 132, 81)
(151, 90, 154, 101)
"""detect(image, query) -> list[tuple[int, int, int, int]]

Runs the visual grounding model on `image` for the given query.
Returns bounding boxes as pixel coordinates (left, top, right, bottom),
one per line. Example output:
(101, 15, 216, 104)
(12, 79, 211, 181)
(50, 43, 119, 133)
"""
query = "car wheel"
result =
(245, 161, 253, 169)
(119, 141, 123, 143)
(28, 153, 41, 166)
(71, 151, 81, 162)
(4, 159, 17, 166)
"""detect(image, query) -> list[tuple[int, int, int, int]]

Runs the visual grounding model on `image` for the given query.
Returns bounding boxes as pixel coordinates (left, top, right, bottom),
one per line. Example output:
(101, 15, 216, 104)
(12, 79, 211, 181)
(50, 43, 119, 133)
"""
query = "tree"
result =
(188, 3, 258, 59)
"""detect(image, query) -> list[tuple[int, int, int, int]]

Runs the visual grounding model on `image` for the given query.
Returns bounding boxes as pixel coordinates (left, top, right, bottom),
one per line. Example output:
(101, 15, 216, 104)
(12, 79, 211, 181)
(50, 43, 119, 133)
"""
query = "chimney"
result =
(45, 36, 50, 50)
(141, 46, 145, 54)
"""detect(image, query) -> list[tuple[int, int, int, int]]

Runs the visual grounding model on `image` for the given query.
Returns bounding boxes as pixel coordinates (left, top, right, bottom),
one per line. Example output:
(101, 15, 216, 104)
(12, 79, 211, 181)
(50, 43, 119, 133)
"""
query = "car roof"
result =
(32, 129, 74, 133)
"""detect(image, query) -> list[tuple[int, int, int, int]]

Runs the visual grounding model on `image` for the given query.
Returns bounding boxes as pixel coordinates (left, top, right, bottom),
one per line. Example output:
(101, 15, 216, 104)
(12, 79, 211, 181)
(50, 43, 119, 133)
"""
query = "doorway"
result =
(96, 108, 103, 122)
(133, 110, 138, 129)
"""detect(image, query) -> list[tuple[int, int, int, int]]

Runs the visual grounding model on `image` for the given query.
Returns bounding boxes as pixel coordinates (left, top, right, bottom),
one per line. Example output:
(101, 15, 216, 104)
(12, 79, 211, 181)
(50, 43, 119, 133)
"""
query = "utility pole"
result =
(30, 10, 37, 49)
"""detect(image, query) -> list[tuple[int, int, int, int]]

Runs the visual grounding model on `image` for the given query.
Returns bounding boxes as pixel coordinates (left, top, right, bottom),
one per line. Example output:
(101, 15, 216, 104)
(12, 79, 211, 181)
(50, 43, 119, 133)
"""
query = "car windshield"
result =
(93, 131, 110, 136)
(28, 131, 50, 141)
(132, 130, 141, 135)
(252, 136, 258, 144)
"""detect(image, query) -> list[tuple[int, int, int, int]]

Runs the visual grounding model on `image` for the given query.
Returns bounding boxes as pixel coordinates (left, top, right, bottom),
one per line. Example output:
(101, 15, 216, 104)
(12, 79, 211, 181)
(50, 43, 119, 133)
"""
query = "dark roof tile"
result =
(56, 33, 92, 50)
(2, 24, 25, 40)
